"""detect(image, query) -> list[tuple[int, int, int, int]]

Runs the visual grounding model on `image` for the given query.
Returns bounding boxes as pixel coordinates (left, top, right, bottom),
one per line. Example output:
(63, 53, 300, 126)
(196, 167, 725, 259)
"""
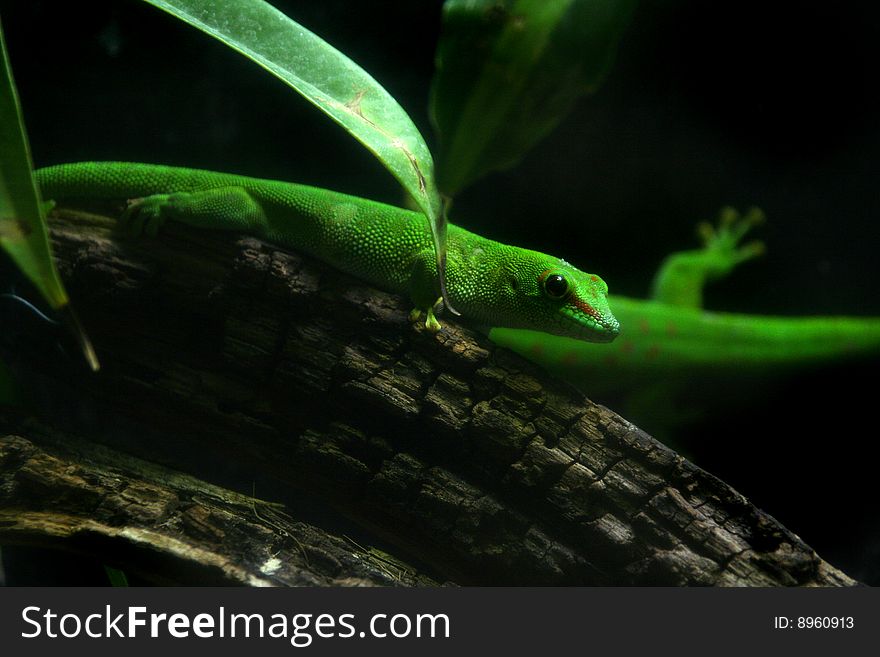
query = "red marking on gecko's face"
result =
(570, 296, 602, 322)
(539, 270, 602, 320)
(590, 275, 598, 282)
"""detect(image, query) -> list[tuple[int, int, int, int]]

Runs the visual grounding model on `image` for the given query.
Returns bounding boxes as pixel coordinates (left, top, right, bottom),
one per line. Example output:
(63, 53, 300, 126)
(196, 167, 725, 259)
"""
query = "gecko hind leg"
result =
(119, 187, 265, 238)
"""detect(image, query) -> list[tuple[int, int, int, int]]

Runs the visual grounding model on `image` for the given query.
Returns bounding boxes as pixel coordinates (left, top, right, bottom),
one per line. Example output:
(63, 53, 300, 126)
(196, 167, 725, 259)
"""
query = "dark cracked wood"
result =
(0, 207, 856, 586)
(0, 434, 433, 586)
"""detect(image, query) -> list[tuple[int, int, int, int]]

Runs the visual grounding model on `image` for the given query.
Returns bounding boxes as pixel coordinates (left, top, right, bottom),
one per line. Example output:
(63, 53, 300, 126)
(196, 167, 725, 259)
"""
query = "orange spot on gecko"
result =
(590, 275, 598, 282)
(620, 340, 635, 355)
(645, 345, 661, 360)
(665, 322, 678, 337)
(638, 319, 650, 335)
(561, 350, 580, 366)
(529, 343, 545, 358)
(603, 354, 619, 366)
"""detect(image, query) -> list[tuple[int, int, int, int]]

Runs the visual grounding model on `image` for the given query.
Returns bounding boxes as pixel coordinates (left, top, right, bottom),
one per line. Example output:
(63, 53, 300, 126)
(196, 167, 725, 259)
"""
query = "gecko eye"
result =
(543, 273, 569, 299)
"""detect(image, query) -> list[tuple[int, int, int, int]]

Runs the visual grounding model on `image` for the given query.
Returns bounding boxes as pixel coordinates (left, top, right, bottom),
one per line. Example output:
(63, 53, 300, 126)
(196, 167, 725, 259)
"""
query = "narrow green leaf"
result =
(0, 19, 68, 310)
(141, 0, 454, 310)
(431, 0, 637, 196)
(0, 19, 99, 372)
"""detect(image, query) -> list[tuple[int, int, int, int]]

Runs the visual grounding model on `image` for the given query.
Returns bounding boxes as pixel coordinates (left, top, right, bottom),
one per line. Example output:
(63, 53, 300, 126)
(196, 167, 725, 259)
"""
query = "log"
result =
(0, 207, 856, 586)
(0, 434, 434, 586)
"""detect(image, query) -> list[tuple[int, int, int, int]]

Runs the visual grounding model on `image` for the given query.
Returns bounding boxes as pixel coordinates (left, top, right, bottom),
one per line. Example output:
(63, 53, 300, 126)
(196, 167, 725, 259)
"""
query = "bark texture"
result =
(0, 208, 856, 586)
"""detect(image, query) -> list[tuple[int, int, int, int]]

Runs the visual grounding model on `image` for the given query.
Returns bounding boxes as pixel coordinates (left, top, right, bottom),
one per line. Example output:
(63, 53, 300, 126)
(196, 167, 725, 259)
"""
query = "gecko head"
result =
(486, 253, 620, 343)
(533, 263, 620, 342)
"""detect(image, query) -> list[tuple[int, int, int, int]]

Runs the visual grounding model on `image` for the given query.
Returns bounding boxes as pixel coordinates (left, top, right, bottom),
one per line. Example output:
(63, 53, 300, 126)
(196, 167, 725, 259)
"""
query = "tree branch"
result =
(0, 208, 856, 586)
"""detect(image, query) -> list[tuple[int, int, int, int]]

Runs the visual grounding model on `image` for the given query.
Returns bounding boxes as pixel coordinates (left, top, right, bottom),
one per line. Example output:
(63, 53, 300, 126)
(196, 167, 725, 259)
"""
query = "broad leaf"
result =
(431, 0, 637, 196)
(142, 0, 454, 310)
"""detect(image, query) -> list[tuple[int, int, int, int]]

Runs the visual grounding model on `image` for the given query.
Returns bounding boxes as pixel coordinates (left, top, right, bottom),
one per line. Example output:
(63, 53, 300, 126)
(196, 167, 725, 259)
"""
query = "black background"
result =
(0, 0, 878, 584)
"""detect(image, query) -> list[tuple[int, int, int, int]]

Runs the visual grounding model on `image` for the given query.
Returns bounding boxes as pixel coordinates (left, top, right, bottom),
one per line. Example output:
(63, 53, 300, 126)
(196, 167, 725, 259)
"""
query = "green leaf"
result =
(0, 19, 68, 310)
(431, 0, 637, 196)
(0, 19, 99, 372)
(141, 0, 455, 310)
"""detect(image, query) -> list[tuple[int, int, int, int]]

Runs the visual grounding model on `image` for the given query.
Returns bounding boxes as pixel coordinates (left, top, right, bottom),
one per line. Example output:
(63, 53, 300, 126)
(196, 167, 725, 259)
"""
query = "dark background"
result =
(1, 0, 878, 584)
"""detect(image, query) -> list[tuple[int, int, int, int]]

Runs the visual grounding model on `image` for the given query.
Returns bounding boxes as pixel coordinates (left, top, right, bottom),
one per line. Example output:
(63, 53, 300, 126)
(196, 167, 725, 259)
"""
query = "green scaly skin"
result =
(35, 162, 619, 342)
(490, 209, 880, 398)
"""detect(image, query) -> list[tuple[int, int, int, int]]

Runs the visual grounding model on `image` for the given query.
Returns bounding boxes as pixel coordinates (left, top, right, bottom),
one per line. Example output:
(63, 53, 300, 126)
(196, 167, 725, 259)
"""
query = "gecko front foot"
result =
(697, 206, 765, 267)
(120, 194, 174, 237)
(651, 206, 767, 308)
(409, 297, 444, 333)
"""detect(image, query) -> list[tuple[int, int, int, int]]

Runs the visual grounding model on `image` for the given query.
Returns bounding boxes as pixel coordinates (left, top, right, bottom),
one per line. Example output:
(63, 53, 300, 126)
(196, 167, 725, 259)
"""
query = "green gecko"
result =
(490, 208, 880, 430)
(34, 162, 619, 342)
